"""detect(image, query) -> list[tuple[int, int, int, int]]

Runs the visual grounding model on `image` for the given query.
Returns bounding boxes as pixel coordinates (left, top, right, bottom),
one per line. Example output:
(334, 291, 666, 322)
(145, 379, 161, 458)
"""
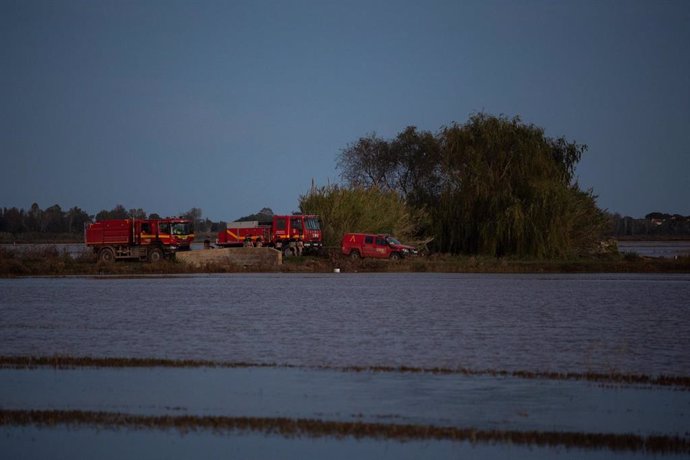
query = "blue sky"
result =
(1, 0, 688, 221)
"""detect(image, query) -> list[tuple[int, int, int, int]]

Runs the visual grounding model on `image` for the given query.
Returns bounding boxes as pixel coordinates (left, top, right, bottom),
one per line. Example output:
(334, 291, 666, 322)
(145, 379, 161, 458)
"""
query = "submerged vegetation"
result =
(2, 355, 688, 389)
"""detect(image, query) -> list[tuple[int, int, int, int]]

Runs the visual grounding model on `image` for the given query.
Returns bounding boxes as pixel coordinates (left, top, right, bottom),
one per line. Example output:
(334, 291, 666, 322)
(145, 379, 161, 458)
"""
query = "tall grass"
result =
(299, 185, 426, 247)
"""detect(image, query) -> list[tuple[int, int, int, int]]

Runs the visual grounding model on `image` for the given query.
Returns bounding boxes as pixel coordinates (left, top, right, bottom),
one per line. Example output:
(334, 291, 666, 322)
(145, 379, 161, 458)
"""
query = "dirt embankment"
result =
(1, 244, 689, 277)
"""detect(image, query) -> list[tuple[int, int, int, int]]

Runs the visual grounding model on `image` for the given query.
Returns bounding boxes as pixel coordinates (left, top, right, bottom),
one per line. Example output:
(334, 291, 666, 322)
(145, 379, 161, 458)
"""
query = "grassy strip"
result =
(1, 355, 688, 389)
(0, 409, 687, 453)
(2, 246, 690, 276)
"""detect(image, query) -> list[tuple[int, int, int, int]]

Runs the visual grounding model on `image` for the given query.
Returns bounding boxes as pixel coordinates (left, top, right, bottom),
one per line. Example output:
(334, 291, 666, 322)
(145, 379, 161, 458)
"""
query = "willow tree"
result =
(435, 114, 606, 257)
(338, 113, 606, 257)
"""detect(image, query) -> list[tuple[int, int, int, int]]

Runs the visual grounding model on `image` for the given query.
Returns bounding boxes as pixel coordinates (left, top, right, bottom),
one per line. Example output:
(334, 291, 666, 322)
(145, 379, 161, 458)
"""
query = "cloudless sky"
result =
(1, 0, 688, 221)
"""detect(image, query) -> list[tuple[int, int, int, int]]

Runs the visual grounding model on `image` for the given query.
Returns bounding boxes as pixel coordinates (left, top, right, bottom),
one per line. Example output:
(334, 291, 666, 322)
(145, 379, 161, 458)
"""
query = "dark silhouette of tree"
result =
(41, 205, 66, 233)
(128, 208, 147, 219)
(337, 113, 607, 257)
(236, 208, 274, 223)
(2, 207, 25, 233)
(181, 207, 206, 231)
(26, 202, 43, 232)
(66, 206, 91, 233)
(96, 204, 128, 221)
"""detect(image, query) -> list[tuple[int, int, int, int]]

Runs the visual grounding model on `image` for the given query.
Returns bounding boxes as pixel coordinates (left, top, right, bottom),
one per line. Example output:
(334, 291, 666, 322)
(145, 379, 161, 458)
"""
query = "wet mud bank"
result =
(2, 243, 690, 277)
(1, 355, 689, 389)
(1, 409, 688, 454)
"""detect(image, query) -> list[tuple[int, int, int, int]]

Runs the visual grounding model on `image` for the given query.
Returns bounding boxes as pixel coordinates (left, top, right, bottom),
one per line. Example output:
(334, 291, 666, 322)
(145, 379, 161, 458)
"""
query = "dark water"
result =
(2, 426, 662, 460)
(1, 273, 689, 375)
(2, 367, 686, 436)
(2, 273, 690, 458)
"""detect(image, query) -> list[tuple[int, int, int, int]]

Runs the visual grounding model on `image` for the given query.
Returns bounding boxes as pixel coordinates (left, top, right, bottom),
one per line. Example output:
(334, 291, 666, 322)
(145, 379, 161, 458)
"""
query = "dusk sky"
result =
(2, 0, 688, 221)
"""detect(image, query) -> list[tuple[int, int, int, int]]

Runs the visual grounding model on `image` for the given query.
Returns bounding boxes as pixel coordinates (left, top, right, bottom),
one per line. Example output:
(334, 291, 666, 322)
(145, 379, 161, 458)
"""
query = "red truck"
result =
(85, 218, 194, 262)
(341, 233, 418, 260)
(216, 214, 322, 255)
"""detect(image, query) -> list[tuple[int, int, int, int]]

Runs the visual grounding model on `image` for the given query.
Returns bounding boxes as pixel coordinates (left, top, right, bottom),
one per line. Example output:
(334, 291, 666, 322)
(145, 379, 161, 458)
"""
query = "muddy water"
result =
(1, 273, 689, 375)
(2, 273, 689, 459)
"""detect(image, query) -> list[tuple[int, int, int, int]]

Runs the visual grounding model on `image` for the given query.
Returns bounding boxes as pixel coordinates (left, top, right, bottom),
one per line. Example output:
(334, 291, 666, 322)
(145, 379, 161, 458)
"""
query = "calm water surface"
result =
(617, 241, 690, 258)
(1, 273, 688, 375)
(2, 367, 686, 436)
(2, 273, 689, 459)
(4, 426, 665, 460)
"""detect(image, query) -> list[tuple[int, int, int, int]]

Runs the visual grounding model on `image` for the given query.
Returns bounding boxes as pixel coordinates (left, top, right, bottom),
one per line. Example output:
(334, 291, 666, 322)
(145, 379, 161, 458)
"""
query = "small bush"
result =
(623, 252, 641, 262)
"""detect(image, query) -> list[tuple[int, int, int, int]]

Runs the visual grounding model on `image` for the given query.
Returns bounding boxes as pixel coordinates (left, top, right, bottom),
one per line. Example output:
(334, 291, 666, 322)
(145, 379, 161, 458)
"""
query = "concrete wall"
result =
(176, 247, 282, 269)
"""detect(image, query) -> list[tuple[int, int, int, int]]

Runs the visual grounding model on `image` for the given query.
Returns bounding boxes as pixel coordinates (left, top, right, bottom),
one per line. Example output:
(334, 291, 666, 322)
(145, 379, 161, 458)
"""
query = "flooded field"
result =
(617, 241, 690, 258)
(1, 273, 689, 458)
(1, 273, 688, 374)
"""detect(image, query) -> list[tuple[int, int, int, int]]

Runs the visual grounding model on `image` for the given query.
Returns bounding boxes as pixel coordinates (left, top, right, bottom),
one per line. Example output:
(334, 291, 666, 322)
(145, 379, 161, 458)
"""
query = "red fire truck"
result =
(216, 214, 322, 255)
(85, 218, 194, 262)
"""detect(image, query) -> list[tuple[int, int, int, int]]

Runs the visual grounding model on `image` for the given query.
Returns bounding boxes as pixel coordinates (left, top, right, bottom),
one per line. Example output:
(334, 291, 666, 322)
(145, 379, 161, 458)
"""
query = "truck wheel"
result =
(390, 252, 401, 261)
(148, 247, 164, 263)
(349, 250, 360, 260)
(98, 248, 115, 263)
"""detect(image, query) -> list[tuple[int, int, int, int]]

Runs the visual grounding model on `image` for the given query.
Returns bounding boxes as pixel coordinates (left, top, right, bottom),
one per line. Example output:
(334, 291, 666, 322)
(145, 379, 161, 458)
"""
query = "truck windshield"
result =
(172, 222, 193, 235)
(306, 217, 320, 230)
(386, 237, 401, 245)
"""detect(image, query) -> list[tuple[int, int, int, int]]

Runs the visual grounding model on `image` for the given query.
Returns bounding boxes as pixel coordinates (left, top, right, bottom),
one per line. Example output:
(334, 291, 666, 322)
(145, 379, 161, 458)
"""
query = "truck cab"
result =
(341, 233, 418, 260)
(272, 215, 322, 253)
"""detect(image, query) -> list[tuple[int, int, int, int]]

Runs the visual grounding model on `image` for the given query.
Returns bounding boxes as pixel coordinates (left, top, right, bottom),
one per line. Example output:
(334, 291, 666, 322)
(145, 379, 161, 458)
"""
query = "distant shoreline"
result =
(616, 235, 690, 241)
(3, 235, 690, 245)
(1, 246, 689, 277)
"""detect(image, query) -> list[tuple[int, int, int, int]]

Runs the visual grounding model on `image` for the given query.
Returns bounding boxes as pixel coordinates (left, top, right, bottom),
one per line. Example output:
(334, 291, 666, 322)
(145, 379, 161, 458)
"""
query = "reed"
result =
(1, 409, 688, 453)
(2, 355, 688, 389)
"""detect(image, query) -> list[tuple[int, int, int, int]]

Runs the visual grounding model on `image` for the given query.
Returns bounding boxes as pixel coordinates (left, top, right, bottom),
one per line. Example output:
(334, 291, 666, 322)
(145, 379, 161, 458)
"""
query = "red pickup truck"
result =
(341, 233, 418, 260)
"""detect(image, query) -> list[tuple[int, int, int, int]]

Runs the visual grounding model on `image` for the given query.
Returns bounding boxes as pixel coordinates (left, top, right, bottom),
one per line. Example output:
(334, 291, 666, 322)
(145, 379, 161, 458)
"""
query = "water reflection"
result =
(1, 367, 687, 436)
(7, 426, 661, 460)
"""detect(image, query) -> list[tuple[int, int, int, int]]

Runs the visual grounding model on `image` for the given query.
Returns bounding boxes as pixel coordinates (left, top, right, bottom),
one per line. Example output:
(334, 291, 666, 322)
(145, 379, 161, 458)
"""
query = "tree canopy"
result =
(335, 113, 607, 258)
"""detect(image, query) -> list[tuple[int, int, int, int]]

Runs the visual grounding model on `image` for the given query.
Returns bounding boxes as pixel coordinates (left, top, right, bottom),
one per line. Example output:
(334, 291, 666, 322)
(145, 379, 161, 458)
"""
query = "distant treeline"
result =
(2, 202, 688, 243)
(1, 203, 91, 236)
(0, 202, 289, 243)
(607, 213, 690, 238)
(0, 204, 229, 241)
